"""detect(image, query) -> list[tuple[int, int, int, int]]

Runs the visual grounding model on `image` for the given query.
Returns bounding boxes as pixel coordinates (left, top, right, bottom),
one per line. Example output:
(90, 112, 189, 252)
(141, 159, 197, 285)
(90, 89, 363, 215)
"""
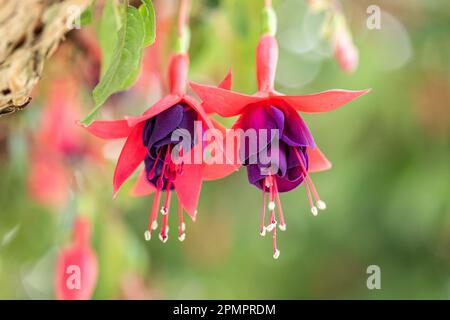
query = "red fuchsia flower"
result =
(55, 216, 98, 300)
(28, 78, 100, 208)
(82, 0, 231, 243)
(190, 4, 369, 259)
(82, 51, 228, 243)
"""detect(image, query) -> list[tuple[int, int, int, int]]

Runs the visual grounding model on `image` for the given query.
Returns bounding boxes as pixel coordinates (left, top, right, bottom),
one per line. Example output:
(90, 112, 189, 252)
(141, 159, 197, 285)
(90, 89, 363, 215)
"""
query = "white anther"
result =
(279, 223, 286, 231)
(193, 210, 198, 221)
(268, 201, 276, 211)
(178, 233, 186, 242)
(266, 221, 277, 232)
(311, 206, 318, 216)
(260, 227, 267, 237)
(273, 249, 280, 260)
(160, 207, 169, 215)
(179, 222, 186, 233)
(144, 231, 151, 241)
(151, 221, 158, 230)
(316, 200, 327, 210)
(159, 233, 168, 243)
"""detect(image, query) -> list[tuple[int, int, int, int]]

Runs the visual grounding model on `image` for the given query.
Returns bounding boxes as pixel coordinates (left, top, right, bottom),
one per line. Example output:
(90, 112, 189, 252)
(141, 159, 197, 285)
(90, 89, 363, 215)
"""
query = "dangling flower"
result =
(82, 0, 227, 243)
(333, 22, 359, 73)
(28, 78, 100, 208)
(190, 2, 369, 259)
(55, 216, 98, 300)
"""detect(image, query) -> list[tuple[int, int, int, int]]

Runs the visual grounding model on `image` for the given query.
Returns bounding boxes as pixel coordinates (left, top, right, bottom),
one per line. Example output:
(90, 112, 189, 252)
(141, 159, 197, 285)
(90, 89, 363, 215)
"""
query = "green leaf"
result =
(98, 0, 120, 78)
(139, 0, 156, 46)
(81, 5, 146, 125)
(80, 4, 94, 26)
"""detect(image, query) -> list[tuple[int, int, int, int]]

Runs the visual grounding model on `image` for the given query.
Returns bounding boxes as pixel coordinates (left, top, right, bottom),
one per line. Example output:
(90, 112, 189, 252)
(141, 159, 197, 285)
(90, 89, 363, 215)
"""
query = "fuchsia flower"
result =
(190, 8, 369, 258)
(29, 79, 100, 208)
(55, 216, 98, 300)
(82, 53, 225, 243)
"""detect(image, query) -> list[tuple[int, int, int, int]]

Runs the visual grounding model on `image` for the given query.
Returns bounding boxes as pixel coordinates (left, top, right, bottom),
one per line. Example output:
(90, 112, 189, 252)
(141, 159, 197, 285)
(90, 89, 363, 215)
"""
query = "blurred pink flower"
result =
(334, 28, 359, 73)
(28, 78, 101, 207)
(55, 216, 98, 300)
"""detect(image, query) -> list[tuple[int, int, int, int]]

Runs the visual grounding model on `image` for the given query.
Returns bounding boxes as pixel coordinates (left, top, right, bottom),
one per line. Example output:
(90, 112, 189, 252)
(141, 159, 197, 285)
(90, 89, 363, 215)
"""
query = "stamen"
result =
(160, 184, 172, 242)
(144, 230, 151, 241)
(260, 185, 267, 236)
(147, 149, 163, 180)
(161, 183, 172, 215)
(317, 200, 327, 210)
(272, 219, 279, 259)
(273, 249, 280, 260)
(294, 148, 324, 204)
(272, 178, 286, 231)
(266, 176, 277, 232)
(160, 214, 169, 243)
(159, 232, 168, 243)
(305, 182, 318, 216)
(148, 188, 162, 233)
(178, 195, 186, 241)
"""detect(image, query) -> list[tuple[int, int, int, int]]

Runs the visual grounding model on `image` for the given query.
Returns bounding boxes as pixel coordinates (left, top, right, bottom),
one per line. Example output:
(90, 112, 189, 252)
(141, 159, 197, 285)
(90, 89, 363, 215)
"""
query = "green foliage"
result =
(81, 0, 156, 125)
(139, 0, 156, 46)
(80, 3, 94, 26)
(98, 0, 120, 78)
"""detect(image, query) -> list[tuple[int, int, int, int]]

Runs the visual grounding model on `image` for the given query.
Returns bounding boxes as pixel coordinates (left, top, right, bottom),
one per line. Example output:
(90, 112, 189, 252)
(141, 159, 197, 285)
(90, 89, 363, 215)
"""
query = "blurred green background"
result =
(0, 0, 449, 299)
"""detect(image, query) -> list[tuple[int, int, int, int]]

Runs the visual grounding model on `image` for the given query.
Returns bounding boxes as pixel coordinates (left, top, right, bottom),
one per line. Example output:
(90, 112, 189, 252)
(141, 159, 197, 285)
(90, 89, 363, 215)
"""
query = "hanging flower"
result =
(333, 24, 359, 73)
(190, 4, 369, 259)
(28, 78, 100, 208)
(55, 216, 98, 300)
(82, 49, 230, 242)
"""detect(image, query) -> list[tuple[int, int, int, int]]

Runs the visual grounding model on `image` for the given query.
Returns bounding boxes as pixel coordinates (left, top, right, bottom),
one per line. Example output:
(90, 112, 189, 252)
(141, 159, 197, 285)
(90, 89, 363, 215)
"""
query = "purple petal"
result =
(281, 107, 315, 148)
(147, 104, 184, 147)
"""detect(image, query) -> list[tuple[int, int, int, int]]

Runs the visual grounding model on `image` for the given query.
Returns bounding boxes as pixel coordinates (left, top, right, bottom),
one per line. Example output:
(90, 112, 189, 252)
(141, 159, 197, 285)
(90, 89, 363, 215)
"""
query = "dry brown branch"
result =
(0, 0, 91, 116)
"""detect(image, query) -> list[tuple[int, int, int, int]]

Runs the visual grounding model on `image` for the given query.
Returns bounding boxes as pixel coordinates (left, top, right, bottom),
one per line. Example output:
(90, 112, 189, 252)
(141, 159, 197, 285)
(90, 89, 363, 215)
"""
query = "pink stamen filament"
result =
(160, 182, 172, 241)
(269, 178, 276, 225)
(294, 148, 323, 203)
(148, 188, 161, 232)
(178, 194, 185, 240)
(305, 180, 315, 212)
(260, 186, 267, 235)
(268, 176, 278, 257)
(272, 178, 286, 229)
(147, 149, 163, 180)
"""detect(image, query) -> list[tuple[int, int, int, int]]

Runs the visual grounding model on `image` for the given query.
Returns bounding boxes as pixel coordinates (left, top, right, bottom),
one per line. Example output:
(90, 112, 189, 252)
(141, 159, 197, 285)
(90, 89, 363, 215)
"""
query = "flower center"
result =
(142, 104, 200, 243)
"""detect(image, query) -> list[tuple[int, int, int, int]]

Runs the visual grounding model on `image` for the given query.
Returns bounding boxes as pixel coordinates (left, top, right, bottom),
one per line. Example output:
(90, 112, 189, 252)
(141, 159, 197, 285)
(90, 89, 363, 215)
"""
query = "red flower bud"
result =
(55, 217, 98, 300)
(256, 35, 279, 93)
(334, 29, 359, 73)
